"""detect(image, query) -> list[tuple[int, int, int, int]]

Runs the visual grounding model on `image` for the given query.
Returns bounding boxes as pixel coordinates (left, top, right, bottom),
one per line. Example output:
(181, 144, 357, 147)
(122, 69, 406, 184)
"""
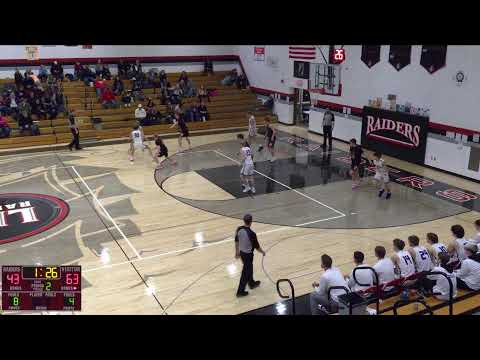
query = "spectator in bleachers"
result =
(101, 87, 118, 109)
(42, 94, 58, 120)
(113, 76, 124, 95)
(24, 68, 33, 79)
(0, 115, 11, 138)
(391, 238, 416, 278)
(135, 104, 147, 124)
(117, 60, 127, 79)
(121, 89, 134, 108)
(203, 58, 213, 76)
(197, 84, 210, 103)
(18, 99, 33, 133)
(198, 101, 209, 122)
(50, 61, 64, 81)
(145, 104, 161, 125)
(309, 254, 348, 315)
(178, 71, 188, 84)
(373, 246, 396, 289)
(455, 243, 480, 291)
(426, 252, 457, 300)
(236, 73, 248, 90)
(449, 225, 471, 262)
(159, 70, 168, 88)
(128, 60, 142, 79)
(94, 77, 106, 98)
(0, 95, 10, 115)
(9, 91, 17, 114)
(101, 64, 112, 80)
(14, 69, 23, 88)
(55, 90, 66, 115)
(221, 69, 238, 86)
(80, 65, 96, 85)
(186, 102, 200, 122)
(472, 220, 480, 245)
(345, 251, 374, 292)
(74, 62, 83, 80)
(38, 65, 48, 82)
(147, 68, 158, 88)
(29, 92, 46, 120)
(95, 60, 103, 77)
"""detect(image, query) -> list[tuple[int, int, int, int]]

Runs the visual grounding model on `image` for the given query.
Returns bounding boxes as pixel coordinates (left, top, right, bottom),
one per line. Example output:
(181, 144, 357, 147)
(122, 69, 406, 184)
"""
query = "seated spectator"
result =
(159, 70, 168, 88)
(50, 61, 64, 81)
(101, 87, 118, 109)
(95, 60, 103, 77)
(145, 104, 161, 125)
(345, 251, 374, 292)
(197, 85, 210, 103)
(24, 68, 33, 79)
(147, 68, 158, 87)
(0, 95, 10, 115)
(391, 238, 416, 279)
(18, 99, 33, 133)
(80, 65, 96, 85)
(178, 71, 188, 84)
(221, 69, 238, 86)
(121, 90, 134, 108)
(135, 104, 147, 124)
(101, 64, 112, 80)
(145, 97, 155, 110)
(14, 69, 24, 88)
(131, 78, 145, 102)
(309, 254, 349, 315)
(94, 77, 106, 97)
(236, 73, 248, 90)
(0, 115, 11, 138)
(373, 246, 396, 289)
(198, 101, 209, 122)
(38, 64, 49, 83)
(455, 243, 480, 291)
(186, 102, 200, 122)
(118, 60, 127, 79)
(203, 58, 213, 76)
(55, 91, 66, 114)
(184, 79, 196, 97)
(74, 62, 83, 80)
(128, 60, 142, 79)
(426, 252, 457, 300)
(112, 76, 124, 96)
(9, 91, 17, 114)
(471, 219, 480, 245)
(42, 94, 58, 120)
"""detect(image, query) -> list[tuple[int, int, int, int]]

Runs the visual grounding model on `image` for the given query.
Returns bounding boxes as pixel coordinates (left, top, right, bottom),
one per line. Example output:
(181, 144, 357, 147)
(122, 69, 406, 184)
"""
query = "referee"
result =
(322, 106, 335, 150)
(235, 214, 266, 297)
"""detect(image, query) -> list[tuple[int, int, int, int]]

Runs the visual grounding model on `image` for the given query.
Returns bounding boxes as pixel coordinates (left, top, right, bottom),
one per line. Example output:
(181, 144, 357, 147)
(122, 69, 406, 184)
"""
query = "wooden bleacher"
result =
(0, 70, 276, 150)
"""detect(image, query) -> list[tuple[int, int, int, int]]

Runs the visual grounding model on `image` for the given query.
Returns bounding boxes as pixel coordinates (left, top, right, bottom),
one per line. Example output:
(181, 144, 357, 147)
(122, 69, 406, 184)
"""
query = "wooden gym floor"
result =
(0, 124, 479, 315)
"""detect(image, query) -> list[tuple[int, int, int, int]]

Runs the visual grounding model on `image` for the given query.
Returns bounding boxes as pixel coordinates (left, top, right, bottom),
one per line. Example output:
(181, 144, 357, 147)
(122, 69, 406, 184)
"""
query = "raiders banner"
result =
(361, 106, 429, 165)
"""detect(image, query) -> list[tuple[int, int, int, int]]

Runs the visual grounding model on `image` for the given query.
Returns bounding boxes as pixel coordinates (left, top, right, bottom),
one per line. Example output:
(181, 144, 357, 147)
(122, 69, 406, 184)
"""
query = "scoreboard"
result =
(2, 266, 81, 311)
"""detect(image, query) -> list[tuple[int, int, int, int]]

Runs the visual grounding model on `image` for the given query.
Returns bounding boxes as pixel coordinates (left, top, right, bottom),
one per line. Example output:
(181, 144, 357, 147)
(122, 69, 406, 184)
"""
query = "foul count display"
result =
(1, 266, 81, 311)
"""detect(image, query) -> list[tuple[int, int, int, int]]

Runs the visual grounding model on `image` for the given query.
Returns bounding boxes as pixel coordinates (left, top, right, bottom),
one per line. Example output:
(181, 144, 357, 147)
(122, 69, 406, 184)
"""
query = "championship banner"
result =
(361, 106, 429, 165)
(25, 46, 39, 61)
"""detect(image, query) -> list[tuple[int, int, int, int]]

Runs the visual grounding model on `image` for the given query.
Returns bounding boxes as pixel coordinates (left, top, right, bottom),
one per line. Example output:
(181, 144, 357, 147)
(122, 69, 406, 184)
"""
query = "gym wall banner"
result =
(361, 106, 429, 165)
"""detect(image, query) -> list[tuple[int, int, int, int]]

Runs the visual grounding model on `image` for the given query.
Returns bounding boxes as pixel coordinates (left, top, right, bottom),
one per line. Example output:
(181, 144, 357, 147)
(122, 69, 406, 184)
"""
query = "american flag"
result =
(289, 46, 316, 60)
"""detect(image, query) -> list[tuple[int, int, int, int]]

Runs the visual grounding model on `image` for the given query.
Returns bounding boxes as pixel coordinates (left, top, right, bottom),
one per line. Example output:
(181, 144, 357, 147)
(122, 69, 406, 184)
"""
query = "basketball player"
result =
(349, 138, 363, 189)
(237, 134, 255, 194)
(153, 135, 176, 168)
(391, 238, 416, 278)
(407, 235, 433, 273)
(264, 117, 276, 162)
(173, 113, 191, 152)
(247, 112, 257, 146)
(128, 125, 158, 164)
(426, 232, 448, 265)
(471, 219, 480, 245)
(449, 224, 471, 262)
(370, 151, 392, 199)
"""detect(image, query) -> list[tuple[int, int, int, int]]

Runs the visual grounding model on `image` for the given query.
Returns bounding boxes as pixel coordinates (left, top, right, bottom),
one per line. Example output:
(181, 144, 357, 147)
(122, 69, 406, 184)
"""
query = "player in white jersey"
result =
(471, 219, 480, 245)
(391, 238, 416, 278)
(237, 134, 255, 194)
(368, 151, 391, 199)
(128, 125, 158, 165)
(426, 232, 448, 265)
(449, 224, 472, 262)
(407, 235, 433, 273)
(247, 112, 257, 146)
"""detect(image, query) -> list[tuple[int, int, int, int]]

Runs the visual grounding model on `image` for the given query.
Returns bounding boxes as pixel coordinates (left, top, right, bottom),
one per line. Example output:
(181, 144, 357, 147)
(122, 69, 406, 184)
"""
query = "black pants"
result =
(323, 125, 333, 149)
(69, 129, 80, 149)
(237, 251, 255, 293)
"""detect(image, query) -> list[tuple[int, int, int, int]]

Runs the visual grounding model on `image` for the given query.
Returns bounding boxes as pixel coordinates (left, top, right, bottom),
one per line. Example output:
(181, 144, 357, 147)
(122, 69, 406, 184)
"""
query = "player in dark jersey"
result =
(263, 117, 276, 162)
(154, 135, 176, 168)
(349, 138, 363, 189)
(173, 113, 191, 152)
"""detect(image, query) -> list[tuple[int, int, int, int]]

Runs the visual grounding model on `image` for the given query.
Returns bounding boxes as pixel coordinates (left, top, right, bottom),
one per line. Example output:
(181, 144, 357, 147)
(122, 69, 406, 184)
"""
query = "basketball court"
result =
(1, 124, 478, 314)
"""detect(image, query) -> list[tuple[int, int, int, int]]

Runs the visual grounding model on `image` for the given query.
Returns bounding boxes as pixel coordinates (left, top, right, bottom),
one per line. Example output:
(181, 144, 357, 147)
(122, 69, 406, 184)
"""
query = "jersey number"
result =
(402, 255, 413, 265)
(419, 250, 429, 260)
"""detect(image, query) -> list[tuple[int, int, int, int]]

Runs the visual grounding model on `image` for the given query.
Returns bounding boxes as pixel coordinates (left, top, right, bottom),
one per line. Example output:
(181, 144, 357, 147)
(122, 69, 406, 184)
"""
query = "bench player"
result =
(237, 134, 256, 194)
(128, 124, 158, 165)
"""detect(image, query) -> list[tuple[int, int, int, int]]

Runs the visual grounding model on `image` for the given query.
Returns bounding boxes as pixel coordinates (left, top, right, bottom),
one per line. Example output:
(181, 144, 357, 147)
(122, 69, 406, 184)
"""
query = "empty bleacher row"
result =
(0, 70, 276, 150)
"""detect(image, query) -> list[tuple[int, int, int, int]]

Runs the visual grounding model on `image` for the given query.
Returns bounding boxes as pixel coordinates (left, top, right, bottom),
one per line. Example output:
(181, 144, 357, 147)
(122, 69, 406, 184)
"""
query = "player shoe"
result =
(129, 155, 134, 162)
(251, 187, 256, 194)
(386, 192, 392, 199)
(258, 145, 264, 152)
(236, 290, 249, 297)
(378, 189, 385, 197)
(243, 186, 251, 193)
(249, 280, 261, 289)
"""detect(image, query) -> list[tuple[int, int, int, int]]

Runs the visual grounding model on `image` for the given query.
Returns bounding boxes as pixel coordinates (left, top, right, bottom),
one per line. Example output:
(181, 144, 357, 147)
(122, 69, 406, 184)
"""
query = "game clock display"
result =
(1, 266, 81, 311)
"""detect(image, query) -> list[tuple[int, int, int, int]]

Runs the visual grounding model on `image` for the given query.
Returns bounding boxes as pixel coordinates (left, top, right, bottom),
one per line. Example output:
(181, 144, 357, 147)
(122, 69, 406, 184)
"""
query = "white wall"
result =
(237, 46, 293, 95)
(0, 45, 236, 59)
(238, 45, 480, 132)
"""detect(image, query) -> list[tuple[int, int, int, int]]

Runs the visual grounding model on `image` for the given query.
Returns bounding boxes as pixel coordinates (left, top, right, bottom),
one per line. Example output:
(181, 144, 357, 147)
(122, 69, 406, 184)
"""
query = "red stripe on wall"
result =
(289, 47, 316, 50)
(289, 56, 316, 59)
(289, 51, 316, 55)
